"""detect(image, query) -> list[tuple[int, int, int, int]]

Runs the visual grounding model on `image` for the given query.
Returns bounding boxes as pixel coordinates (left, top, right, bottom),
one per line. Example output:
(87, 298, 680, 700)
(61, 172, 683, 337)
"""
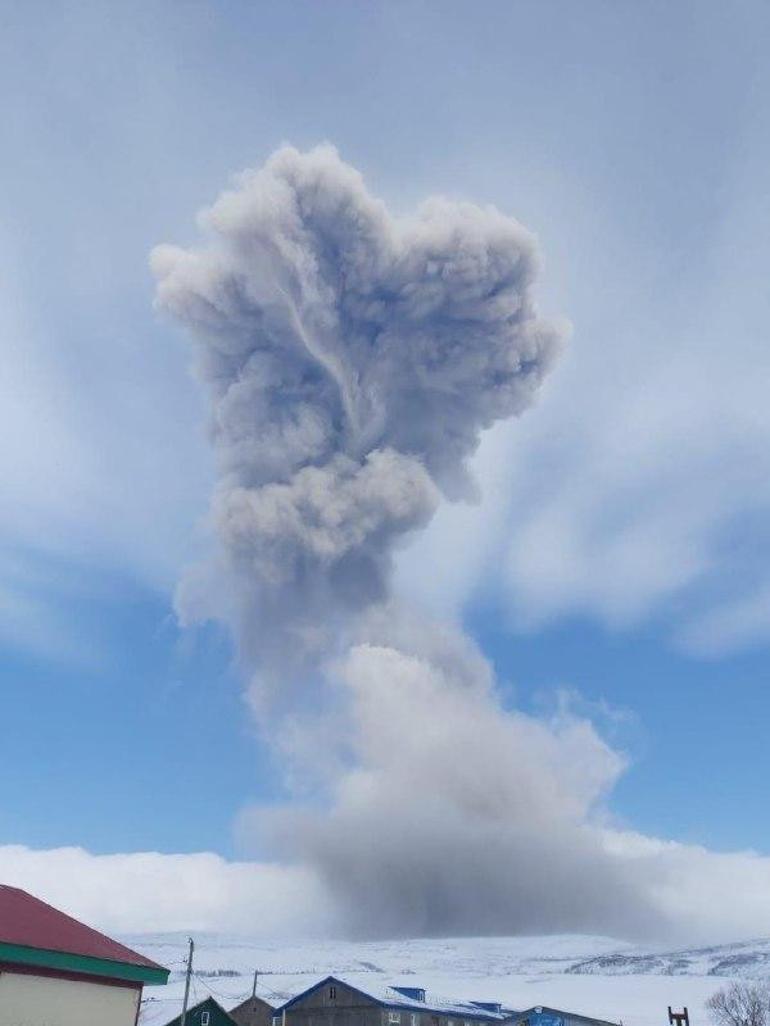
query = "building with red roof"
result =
(0, 884, 169, 1026)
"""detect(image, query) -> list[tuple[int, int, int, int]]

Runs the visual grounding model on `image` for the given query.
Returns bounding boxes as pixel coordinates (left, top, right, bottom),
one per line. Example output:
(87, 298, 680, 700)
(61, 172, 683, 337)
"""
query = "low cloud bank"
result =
(0, 844, 333, 937)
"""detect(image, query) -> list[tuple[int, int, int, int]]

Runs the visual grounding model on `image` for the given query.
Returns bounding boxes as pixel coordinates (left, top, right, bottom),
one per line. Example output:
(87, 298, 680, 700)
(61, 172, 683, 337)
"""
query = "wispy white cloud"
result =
(413, 90, 770, 655)
(501, 323, 770, 643)
(678, 584, 770, 656)
(0, 226, 211, 661)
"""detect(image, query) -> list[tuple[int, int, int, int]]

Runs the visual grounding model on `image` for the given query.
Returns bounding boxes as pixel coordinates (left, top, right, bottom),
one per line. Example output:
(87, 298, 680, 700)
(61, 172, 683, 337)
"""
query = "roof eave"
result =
(0, 940, 170, 986)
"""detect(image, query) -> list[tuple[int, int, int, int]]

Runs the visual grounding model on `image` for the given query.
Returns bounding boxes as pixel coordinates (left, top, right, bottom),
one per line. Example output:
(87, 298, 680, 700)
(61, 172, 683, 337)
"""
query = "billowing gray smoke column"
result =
(152, 145, 564, 691)
(150, 146, 665, 940)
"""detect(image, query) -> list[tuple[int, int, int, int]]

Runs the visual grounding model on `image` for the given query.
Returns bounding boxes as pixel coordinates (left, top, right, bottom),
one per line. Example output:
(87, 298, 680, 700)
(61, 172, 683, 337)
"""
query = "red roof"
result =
(0, 885, 164, 970)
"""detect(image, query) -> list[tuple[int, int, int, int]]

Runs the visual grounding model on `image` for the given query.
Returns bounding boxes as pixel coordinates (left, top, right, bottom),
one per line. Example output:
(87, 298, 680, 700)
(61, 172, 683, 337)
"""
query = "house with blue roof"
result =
(270, 976, 616, 1026)
(510, 1007, 618, 1026)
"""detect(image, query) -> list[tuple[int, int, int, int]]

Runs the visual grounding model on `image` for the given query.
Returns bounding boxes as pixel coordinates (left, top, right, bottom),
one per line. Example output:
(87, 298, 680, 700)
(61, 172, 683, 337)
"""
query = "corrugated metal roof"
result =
(378, 985, 513, 1021)
(0, 885, 164, 970)
(276, 976, 513, 1021)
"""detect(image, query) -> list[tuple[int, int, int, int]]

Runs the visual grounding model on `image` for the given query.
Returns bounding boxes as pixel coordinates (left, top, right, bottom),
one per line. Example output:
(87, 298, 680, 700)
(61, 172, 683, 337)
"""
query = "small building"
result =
(512, 1009, 618, 1026)
(230, 995, 278, 1026)
(141, 991, 275, 1026)
(272, 976, 514, 1026)
(156, 996, 239, 1026)
(0, 884, 169, 1026)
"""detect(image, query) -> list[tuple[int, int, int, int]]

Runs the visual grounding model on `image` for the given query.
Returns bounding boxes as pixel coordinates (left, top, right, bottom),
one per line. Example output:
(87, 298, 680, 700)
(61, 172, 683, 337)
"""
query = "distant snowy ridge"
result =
(127, 933, 770, 981)
(130, 934, 770, 1026)
(566, 938, 770, 978)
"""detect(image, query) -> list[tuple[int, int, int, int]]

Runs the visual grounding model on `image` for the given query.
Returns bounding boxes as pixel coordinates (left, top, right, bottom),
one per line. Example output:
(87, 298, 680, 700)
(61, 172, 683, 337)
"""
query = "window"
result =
(201, 1014, 210, 1026)
(330, 987, 337, 1000)
(389, 1013, 402, 1023)
(273, 1018, 282, 1026)
(412, 1015, 420, 1026)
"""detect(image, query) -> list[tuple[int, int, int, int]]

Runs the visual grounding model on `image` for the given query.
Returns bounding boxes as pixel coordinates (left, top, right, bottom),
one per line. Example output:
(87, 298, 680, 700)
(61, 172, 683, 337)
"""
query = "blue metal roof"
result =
(273, 976, 510, 1022)
(514, 1006, 618, 1026)
(393, 988, 427, 1004)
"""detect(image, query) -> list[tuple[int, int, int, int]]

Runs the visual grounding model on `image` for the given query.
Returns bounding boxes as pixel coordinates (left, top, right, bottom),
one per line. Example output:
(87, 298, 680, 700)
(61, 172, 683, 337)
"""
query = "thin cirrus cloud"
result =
(501, 332, 770, 656)
(398, 118, 770, 656)
(499, 81, 770, 654)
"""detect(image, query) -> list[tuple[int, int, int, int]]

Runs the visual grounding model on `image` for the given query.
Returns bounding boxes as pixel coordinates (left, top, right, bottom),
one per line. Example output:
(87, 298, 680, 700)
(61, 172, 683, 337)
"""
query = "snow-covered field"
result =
(130, 934, 770, 1026)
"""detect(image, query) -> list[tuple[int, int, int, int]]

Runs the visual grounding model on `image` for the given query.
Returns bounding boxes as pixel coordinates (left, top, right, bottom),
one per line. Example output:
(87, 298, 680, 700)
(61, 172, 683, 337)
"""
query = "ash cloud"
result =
(149, 145, 678, 940)
(152, 144, 564, 691)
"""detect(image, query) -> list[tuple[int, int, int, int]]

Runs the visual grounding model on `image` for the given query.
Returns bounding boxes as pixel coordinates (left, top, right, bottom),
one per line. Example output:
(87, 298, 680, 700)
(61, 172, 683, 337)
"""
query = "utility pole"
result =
(180, 937, 195, 1026)
(252, 970, 259, 999)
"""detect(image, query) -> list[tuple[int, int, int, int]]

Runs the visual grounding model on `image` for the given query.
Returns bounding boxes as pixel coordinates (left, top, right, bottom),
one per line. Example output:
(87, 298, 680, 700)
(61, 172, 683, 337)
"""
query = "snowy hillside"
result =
(128, 934, 770, 1026)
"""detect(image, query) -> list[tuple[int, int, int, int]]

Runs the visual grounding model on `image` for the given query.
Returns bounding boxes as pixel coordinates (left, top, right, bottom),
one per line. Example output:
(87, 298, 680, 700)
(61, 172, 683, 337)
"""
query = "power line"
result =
(192, 970, 250, 1005)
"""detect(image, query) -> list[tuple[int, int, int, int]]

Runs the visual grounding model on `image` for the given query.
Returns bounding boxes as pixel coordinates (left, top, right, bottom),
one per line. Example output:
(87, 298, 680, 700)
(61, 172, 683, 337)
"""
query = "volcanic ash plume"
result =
(151, 144, 564, 694)
(147, 146, 668, 940)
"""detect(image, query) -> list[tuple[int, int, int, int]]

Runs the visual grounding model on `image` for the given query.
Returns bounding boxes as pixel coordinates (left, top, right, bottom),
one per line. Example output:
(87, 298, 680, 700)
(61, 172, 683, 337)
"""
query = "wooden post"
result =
(180, 937, 195, 1026)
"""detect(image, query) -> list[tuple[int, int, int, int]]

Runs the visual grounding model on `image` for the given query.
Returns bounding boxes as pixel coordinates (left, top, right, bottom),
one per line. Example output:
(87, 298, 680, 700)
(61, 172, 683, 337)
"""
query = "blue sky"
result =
(2, 0, 770, 936)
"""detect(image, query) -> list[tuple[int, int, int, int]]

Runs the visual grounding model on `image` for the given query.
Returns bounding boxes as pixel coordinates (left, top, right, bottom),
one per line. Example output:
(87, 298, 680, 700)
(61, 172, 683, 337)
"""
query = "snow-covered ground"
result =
(130, 934, 770, 1026)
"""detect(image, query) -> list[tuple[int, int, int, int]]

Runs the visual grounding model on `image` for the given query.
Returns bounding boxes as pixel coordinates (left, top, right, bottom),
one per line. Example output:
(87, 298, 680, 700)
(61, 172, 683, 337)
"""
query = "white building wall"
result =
(0, 969, 140, 1026)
